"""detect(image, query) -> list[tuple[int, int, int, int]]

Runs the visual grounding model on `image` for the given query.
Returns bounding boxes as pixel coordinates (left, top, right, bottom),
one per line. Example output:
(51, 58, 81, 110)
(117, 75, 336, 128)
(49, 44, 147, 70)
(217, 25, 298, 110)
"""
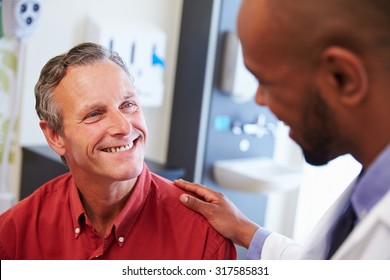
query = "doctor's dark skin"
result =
(175, 0, 390, 249)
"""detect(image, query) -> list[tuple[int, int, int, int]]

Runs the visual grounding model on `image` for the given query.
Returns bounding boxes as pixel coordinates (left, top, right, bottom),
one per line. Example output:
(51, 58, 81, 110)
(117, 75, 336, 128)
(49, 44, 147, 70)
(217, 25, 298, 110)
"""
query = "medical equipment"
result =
(0, 0, 42, 213)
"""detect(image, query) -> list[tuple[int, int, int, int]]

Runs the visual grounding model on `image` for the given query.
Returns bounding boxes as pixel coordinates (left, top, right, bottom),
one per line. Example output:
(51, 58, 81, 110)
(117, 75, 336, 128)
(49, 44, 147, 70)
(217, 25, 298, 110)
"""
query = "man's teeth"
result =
(104, 143, 133, 153)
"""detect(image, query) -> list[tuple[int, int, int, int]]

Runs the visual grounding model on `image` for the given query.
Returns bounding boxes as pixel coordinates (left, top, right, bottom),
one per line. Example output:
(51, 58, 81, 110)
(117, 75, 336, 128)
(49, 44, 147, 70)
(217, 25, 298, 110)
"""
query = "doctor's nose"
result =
(255, 85, 267, 106)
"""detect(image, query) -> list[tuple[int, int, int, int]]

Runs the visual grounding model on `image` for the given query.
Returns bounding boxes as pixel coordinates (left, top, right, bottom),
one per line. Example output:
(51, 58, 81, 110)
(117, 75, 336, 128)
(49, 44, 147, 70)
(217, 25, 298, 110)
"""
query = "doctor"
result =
(174, 0, 390, 259)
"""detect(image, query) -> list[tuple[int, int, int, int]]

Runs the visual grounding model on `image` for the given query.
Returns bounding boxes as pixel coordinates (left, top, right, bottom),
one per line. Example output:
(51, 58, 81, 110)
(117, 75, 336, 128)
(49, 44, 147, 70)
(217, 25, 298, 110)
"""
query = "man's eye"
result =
(122, 102, 138, 111)
(84, 111, 102, 123)
(82, 111, 103, 124)
(86, 111, 102, 119)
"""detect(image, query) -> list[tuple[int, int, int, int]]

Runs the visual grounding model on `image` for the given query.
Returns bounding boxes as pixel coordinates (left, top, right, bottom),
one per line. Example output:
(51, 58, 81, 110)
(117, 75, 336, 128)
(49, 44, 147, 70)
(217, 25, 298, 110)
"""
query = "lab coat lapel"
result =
(299, 179, 357, 259)
(333, 189, 390, 259)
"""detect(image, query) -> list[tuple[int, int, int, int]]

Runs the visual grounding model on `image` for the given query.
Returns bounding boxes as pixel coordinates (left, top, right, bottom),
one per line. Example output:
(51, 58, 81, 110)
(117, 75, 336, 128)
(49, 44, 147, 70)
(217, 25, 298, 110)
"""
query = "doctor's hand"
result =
(174, 179, 260, 249)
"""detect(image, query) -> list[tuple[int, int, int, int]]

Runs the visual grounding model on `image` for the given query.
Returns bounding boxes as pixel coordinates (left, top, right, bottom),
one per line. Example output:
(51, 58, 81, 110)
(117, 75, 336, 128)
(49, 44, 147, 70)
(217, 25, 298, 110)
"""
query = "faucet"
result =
(232, 114, 275, 138)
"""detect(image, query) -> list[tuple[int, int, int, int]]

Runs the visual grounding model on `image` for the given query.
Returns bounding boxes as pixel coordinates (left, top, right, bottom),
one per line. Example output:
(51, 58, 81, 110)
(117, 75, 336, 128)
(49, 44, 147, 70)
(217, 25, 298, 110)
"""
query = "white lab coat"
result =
(261, 179, 390, 259)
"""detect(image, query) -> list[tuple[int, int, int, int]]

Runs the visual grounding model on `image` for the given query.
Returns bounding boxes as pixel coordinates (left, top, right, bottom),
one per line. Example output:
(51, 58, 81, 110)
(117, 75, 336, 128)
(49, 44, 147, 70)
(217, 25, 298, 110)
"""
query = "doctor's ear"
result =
(39, 120, 66, 157)
(318, 46, 369, 106)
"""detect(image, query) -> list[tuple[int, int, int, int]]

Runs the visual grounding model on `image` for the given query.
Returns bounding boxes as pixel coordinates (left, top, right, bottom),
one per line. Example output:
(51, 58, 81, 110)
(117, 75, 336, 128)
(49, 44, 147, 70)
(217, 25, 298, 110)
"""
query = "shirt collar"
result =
(112, 163, 151, 246)
(352, 143, 390, 221)
(69, 176, 85, 239)
(69, 162, 151, 244)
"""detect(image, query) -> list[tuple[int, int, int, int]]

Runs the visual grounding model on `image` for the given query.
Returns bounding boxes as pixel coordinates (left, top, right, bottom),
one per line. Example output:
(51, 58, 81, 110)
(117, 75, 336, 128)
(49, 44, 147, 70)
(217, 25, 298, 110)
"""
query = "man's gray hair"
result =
(34, 42, 133, 165)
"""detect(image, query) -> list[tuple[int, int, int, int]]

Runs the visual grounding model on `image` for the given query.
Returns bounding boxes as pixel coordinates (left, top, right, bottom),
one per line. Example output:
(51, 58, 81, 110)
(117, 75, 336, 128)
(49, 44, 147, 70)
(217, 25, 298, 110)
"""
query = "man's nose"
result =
(108, 111, 131, 136)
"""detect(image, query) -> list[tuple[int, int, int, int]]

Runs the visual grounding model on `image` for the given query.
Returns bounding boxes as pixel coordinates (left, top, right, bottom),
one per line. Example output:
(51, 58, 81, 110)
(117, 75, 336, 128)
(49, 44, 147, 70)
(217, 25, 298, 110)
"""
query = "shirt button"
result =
(75, 227, 80, 234)
(118, 236, 125, 243)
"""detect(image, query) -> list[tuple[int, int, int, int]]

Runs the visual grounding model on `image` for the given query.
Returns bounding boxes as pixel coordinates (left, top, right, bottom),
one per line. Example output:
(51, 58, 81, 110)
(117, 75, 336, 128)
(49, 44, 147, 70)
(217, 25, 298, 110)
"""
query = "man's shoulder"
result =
(0, 172, 74, 259)
(148, 173, 236, 257)
(23, 172, 73, 201)
(148, 173, 211, 222)
(0, 172, 73, 223)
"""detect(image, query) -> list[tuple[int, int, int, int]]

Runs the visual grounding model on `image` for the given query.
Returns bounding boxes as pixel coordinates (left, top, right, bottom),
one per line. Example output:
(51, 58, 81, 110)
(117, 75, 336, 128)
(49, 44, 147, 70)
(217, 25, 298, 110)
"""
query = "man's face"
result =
(237, 0, 342, 166)
(53, 61, 147, 183)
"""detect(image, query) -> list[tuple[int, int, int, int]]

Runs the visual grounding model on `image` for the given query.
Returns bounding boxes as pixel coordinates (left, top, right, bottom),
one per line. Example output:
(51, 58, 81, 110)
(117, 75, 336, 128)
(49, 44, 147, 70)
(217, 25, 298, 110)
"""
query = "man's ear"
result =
(39, 120, 66, 157)
(318, 46, 369, 106)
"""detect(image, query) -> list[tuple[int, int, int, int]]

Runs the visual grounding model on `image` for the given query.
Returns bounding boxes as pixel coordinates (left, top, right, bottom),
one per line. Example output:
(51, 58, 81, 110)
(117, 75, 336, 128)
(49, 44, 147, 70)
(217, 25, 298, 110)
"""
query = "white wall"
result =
(18, 0, 183, 164)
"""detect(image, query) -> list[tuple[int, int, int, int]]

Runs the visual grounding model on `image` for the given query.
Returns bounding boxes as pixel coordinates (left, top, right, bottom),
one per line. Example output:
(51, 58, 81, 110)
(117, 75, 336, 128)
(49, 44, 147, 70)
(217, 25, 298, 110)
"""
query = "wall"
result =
(18, 0, 183, 164)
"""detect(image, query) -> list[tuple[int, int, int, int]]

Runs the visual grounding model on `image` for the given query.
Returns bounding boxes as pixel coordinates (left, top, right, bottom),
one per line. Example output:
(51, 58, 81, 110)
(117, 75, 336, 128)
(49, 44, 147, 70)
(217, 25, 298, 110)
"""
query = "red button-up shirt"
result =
(0, 164, 236, 259)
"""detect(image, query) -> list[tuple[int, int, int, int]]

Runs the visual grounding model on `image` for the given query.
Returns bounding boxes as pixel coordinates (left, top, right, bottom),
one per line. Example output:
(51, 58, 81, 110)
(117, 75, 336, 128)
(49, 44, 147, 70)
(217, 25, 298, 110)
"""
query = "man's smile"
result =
(101, 142, 134, 153)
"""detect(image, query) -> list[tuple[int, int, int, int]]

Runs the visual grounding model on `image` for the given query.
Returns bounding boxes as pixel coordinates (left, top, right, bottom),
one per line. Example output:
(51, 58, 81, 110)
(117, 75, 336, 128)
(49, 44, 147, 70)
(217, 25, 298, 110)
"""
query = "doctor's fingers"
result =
(179, 193, 218, 218)
(174, 179, 222, 203)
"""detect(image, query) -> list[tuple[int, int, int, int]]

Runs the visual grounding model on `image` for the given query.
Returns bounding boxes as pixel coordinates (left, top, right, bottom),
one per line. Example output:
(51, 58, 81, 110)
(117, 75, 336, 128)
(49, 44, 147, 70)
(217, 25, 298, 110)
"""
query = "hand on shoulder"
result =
(174, 179, 260, 248)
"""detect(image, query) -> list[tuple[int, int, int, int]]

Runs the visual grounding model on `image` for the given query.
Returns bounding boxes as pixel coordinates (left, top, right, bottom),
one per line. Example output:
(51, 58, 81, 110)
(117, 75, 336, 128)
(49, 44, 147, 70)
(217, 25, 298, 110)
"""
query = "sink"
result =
(213, 157, 303, 193)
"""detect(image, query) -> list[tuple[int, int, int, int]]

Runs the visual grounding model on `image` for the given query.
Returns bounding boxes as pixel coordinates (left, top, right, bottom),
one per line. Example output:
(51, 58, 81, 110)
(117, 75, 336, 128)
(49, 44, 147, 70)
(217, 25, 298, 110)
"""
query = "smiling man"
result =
(0, 43, 236, 260)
